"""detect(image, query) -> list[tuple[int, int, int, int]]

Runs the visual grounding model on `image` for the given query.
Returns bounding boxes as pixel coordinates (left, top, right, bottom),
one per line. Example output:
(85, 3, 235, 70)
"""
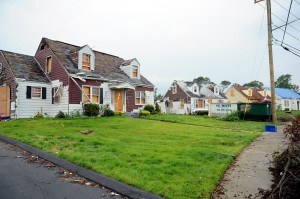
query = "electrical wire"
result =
(273, 23, 300, 42)
(273, 0, 298, 20)
(281, 0, 294, 45)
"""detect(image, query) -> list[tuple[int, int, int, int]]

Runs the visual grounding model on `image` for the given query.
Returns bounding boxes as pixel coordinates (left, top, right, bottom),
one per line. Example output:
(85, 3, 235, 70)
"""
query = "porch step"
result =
(125, 112, 139, 118)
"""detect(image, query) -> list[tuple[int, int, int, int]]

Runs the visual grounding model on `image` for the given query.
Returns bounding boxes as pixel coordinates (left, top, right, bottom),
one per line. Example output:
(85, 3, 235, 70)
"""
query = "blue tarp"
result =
(266, 87, 300, 99)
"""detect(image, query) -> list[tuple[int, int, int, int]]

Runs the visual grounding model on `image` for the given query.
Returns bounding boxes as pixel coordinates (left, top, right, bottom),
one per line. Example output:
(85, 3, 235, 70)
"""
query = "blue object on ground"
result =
(265, 124, 277, 132)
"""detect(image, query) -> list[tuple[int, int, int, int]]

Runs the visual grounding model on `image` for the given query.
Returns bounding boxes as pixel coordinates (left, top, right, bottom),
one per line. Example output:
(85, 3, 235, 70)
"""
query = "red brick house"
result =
(0, 38, 154, 118)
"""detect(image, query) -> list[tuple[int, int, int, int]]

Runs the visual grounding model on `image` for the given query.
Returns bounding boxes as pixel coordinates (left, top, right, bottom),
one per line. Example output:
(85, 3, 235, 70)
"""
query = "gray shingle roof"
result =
(43, 38, 154, 87)
(1, 50, 49, 83)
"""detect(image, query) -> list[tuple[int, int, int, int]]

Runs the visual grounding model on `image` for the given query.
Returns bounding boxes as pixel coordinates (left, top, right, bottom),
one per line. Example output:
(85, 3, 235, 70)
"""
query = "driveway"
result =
(0, 140, 123, 199)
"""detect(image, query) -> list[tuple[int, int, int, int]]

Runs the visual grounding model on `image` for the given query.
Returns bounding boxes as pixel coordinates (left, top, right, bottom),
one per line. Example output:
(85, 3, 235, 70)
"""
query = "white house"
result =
(265, 88, 300, 111)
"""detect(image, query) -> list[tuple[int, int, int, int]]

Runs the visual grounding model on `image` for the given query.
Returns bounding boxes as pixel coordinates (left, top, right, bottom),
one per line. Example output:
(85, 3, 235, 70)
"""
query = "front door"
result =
(198, 100, 203, 108)
(114, 89, 124, 112)
(0, 85, 10, 115)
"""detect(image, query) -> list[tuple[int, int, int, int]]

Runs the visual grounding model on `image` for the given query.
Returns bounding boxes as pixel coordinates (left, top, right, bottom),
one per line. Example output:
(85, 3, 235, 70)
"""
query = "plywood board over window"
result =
(198, 100, 203, 108)
(82, 53, 91, 70)
(132, 66, 138, 78)
(180, 99, 184, 108)
(46, 56, 52, 73)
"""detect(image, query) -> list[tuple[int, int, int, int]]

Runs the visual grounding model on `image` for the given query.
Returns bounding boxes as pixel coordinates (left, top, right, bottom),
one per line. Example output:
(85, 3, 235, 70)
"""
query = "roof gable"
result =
(1, 50, 49, 83)
(42, 38, 153, 87)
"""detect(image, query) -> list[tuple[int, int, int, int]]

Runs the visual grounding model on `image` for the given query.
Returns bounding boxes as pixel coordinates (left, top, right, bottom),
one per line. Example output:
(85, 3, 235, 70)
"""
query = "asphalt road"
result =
(0, 140, 122, 199)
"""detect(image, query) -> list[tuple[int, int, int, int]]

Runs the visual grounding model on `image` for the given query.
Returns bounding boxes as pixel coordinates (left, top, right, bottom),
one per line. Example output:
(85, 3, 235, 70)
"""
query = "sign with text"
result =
(209, 103, 238, 117)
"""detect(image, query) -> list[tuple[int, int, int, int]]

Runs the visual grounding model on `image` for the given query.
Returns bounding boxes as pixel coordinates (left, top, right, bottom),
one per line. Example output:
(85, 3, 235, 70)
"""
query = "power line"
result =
(273, 37, 300, 52)
(257, 2, 300, 33)
(294, 0, 300, 6)
(273, 0, 298, 20)
(281, 0, 294, 45)
(273, 39, 300, 57)
(272, 18, 300, 31)
(273, 23, 300, 42)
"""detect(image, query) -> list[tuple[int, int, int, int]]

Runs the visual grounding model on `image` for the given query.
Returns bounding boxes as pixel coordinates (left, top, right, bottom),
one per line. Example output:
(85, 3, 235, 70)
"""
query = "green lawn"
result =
(0, 117, 261, 198)
(144, 114, 266, 133)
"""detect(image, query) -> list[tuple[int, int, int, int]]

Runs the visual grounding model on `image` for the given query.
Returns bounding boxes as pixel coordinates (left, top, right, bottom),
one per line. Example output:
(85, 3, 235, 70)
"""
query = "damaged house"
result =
(0, 38, 154, 118)
(161, 80, 226, 114)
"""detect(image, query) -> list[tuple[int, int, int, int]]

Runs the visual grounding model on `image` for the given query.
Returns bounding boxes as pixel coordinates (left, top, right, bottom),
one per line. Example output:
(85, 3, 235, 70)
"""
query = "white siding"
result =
(119, 59, 141, 79)
(78, 46, 95, 71)
(145, 91, 154, 105)
(16, 81, 52, 118)
(119, 65, 131, 77)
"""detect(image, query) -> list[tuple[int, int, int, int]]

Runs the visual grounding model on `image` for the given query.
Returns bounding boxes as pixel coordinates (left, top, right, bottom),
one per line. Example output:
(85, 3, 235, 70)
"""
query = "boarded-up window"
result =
(180, 99, 184, 108)
(82, 86, 101, 103)
(230, 89, 235, 97)
(46, 56, 52, 73)
(82, 53, 91, 70)
(169, 100, 173, 108)
(132, 66, 138, 78)
(285, 100, 289, 107)
(208, 98, 212, 104)
(32, 87, 41, 98)
(52, 87, 61, 104)
(135, 91, 145, 105)
(247, 88, 252, 97)
(263, 90, 267, 97)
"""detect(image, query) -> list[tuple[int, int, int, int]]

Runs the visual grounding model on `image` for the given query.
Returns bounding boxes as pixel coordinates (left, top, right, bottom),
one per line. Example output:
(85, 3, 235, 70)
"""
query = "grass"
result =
(0, 117, 261, 198)
(143, 114, 266, 133)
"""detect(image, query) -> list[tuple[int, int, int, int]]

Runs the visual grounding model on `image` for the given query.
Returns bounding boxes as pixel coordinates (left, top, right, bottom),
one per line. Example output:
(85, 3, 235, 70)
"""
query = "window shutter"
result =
(52, 88, 54, 104)
(26, 86, 31, 99)
(42, 87, 47, 99)
(100, 88, 103, 104)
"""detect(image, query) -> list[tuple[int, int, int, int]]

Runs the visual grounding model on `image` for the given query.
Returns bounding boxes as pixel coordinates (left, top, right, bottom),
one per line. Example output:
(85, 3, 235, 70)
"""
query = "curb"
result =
(0, 135, 163, 199)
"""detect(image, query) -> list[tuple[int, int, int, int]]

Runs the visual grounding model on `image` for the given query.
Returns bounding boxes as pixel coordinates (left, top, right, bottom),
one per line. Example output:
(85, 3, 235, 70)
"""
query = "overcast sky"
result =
(0, 0, 299, 94)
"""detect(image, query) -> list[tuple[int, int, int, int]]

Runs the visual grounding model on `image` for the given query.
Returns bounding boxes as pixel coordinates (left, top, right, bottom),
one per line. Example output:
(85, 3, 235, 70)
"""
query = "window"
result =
(82, 53, 91, 70)
(198, 100, 203, 108)
(32, 87, 41, 98)
(52, 87, 61, 104)
(180, 99, 184, 108)
(194, 86, 197, 93)
(169, 100, 173, 108)
(230, 89, 235, 97)
(26, 86, 47, 99)
(172, 84, 177, 94)
(46, 56, 52, 73)
(132, 66, 138, 78)
(285, 100, 289, 107)
(135, 91, 145, 105)
(263, 90, 267, 97)
(247, 88, 252, 97)
(82, 86, 100, 103)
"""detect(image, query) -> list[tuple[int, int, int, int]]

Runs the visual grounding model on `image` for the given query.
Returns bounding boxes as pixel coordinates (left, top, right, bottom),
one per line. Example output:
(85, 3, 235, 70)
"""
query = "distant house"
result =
(225, 85, 270, 103)
(161, 80, 226, 114)
(265, 88, 300, 110)
(0, 38, 155, 118)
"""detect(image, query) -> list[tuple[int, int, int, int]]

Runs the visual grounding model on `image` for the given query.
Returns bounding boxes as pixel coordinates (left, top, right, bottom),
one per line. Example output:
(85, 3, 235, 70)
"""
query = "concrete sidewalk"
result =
(0, 140, 123, 199)
(213, 126, 287, 199)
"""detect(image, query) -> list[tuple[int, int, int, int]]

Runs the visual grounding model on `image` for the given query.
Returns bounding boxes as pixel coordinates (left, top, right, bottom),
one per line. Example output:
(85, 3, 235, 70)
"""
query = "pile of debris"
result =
(262, 116, 300, 198)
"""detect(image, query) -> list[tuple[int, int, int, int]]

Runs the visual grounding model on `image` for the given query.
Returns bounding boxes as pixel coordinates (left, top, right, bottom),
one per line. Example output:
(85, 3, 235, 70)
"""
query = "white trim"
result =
(45, 55, 52, 73)
(31, 86, 42, 99)
(135, 91, 146, 105)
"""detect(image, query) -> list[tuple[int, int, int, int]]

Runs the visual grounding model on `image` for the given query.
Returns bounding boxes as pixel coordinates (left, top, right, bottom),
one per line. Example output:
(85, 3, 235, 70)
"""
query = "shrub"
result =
(155, 102, 161, 114)
(222, 111, 240, 121)
(277, 115, 293, 122)
(55, 111, 66, 118)
(34, 112, 43, 118)
(114, 111, 124, 116)
(69, 109, 81, 118)
(140, 110, 150, 116)
(144, 104, 155, 114)
(194, 110, 208, 116)
(83, 104, 100, 117)
(103, 109, 115, 117)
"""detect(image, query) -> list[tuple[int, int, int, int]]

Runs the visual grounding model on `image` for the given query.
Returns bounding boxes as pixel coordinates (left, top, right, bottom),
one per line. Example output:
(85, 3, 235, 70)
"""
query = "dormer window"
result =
(172, 84, 177, 94)
(132, 66, 138, 78)
(194, 86, 197, 93)
(247, 88, 252, 97)
(46, 56, 52, 73)
(82, 53, 91, 70)
(263, 89, 267, 97)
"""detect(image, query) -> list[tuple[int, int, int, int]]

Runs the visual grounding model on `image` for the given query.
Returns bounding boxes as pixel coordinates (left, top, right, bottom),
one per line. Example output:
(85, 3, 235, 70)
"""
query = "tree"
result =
(275, 74, 299, 93)
(154, 88, 163, 101)
(220, 80, 231, 87)
(243, 80, 264, 89)
(193, 76, 213, 85)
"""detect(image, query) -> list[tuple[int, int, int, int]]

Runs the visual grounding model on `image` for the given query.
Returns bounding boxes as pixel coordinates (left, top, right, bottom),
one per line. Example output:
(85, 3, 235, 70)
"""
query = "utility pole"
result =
(255, 0, 277, 123)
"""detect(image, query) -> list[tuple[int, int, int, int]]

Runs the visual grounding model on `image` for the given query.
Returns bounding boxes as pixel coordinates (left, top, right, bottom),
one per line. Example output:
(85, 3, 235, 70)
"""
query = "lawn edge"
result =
(0, 134, 163, 199)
